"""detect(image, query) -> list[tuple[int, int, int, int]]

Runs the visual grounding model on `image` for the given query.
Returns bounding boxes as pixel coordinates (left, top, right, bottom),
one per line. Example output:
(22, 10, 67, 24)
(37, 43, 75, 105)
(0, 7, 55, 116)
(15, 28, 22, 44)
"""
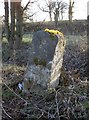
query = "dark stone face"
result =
(30, 30, 58, 65)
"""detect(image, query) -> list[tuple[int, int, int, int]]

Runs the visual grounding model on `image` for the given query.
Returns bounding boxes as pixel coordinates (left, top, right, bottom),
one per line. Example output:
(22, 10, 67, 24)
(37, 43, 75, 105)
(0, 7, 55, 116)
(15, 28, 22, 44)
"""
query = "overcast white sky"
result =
(0, 0, 88, 21)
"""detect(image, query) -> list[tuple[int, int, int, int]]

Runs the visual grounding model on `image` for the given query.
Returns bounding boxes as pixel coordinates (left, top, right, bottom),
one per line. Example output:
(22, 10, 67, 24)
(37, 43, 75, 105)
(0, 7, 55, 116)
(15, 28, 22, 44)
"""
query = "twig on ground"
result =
(2, 106, 14, 120)
(67, 97, 71, 119)
(38, 111, 44, 119)
(47, 103, 54, 118)
(55, 91, 60, 120)
(3, 83, 27, 104)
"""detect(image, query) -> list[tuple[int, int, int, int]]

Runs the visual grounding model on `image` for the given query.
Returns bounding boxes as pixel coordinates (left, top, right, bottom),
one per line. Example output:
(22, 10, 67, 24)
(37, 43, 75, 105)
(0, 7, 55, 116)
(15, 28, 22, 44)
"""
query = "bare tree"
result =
(38, 0, 67, 24)
(53, 1, 67, 26)
(15, 0, 36, 48)
(60, 2, 67, 20)
(4, 0, 36, 48)
(38, 0, 54, 21)
(68, 0, 74, 22)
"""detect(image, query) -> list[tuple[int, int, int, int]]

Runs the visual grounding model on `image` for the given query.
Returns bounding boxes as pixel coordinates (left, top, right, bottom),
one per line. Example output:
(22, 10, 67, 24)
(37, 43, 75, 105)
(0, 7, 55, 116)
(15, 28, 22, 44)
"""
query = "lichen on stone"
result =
(44, 28, 64, 38)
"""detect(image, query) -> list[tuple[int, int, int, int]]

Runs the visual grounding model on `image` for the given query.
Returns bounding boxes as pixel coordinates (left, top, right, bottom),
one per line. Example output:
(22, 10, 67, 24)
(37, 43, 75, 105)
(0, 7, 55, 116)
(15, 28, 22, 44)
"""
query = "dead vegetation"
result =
(2, 34, 88, 120)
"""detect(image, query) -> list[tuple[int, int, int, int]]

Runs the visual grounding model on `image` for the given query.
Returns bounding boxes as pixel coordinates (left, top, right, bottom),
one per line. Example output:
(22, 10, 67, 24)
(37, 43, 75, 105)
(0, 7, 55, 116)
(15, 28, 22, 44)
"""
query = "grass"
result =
(22, 34, 87, 45)
(2, 33, 33, 44)
(83, 101, 89, 109)
(65, 35, 87, 45)
(2, 87, 15, 100)
(2, 31, 87, 46)
(22, 33, 33, 43)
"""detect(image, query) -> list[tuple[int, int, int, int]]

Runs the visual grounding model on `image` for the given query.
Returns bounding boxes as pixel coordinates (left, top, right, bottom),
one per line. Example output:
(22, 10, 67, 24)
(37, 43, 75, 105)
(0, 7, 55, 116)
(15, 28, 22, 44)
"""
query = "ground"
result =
(2, 33, 88, 120)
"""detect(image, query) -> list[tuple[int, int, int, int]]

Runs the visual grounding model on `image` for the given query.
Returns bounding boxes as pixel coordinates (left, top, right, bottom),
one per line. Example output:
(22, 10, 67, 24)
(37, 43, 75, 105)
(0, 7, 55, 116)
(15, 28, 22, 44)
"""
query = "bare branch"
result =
(38, 4, 49, 13)
(24, 12, 36, 19)
(23, 0, 37, 11)
(72, 1, 74, 8)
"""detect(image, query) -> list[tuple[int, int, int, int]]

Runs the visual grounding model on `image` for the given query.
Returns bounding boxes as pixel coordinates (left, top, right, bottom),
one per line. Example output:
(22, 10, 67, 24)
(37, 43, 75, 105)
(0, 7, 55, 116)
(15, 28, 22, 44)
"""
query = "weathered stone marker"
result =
(24, 29, 66, 91)
(27, 30, 58, 65)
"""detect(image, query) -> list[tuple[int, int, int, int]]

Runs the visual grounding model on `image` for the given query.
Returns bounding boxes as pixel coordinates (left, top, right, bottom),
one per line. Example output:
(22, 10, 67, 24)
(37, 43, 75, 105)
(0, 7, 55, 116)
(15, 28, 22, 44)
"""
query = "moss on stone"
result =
(33, 57, 39, 65)
(33, 57, 47, 67)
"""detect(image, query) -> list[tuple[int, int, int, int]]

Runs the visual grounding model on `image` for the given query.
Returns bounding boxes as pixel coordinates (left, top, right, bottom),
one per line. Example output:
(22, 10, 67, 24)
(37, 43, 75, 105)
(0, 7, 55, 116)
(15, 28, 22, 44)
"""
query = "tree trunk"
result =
(61, 11, 63, 20)
(4, 0, 10, 41)
(49, 11, 52, 21)
(9, 1, 15, 48)
(54, 8, 59, 27)
(68, 0, 73, 22)
(15, 2, 23, 49)
(87, 15, 89, 118)
(87, 15, 89, 79)
(69, 6, 72, 22)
